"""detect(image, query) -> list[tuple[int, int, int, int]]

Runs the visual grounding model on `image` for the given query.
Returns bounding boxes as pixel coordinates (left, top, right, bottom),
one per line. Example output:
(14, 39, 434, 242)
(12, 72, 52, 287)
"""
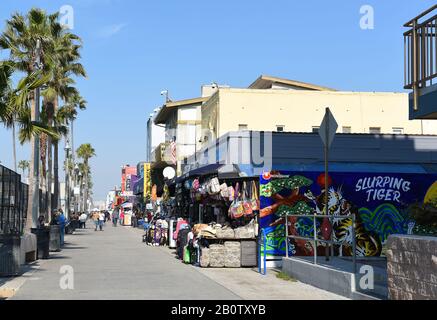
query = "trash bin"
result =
(49, 225, 61, 252)
(0, 234, 21, 276)
(31, 227, 50, 259)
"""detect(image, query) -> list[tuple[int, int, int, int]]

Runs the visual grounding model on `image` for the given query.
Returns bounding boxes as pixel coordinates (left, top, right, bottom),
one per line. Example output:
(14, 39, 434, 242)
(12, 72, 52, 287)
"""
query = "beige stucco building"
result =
(199, 75, 437, 149)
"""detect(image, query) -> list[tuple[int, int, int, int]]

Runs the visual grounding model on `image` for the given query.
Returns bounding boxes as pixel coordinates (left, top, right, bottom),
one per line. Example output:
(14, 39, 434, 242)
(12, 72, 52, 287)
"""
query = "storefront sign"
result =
(121, 191, 134, 197)
(144, 163, 151, 197)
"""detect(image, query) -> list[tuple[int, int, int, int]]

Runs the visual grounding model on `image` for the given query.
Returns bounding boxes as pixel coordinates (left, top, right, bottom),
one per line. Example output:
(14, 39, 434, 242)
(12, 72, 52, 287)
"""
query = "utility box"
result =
(0, 235, 21, 277)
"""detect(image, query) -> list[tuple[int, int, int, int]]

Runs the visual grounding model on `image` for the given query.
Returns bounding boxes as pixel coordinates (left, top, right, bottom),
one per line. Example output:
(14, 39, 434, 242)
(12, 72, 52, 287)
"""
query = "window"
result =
(369, 127, 381, 134)
(342, 126, 352, 134)
(393, 127, 404, 135)
(276, 125, 285, 132)
(312, 126, 320, 133)
(238, 124, 248, 131)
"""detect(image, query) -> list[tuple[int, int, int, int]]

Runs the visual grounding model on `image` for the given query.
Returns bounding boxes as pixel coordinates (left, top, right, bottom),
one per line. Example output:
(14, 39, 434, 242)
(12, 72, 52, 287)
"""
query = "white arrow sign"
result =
(319, 108, 338, 149)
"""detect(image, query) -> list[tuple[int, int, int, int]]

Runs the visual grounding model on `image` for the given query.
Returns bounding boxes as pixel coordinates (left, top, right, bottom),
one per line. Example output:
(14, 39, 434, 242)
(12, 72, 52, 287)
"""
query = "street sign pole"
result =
(319, 107, 338, 262)
(324, 108, 330, 262)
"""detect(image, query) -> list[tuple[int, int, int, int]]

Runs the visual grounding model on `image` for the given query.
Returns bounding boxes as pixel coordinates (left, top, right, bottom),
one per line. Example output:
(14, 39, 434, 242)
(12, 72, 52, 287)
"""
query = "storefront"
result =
(176, 131, 437, 268)
(163, 163, 260, 268)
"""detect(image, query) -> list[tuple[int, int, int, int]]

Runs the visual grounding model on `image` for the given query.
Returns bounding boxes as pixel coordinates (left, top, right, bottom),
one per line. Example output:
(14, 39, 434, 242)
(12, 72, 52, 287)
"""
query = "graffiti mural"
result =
(259, 171, 437, 259)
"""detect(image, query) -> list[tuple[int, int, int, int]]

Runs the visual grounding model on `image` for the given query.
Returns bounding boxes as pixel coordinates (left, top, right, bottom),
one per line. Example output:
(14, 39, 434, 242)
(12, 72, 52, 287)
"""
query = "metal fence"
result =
(285, 213, 357, 274)
(0, 165, 28, 236)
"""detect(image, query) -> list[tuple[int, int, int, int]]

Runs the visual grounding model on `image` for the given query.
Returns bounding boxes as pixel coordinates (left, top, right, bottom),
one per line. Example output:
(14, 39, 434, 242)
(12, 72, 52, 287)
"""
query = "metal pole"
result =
(324, 108, 330, 262)
(413, 20, 419, 111)
(31, 39, 42, 229)
(313, 214, 317, 265)
(65, 147, 70, 217)
(285, 213, 289, 258)
(352, 214, 357, 274)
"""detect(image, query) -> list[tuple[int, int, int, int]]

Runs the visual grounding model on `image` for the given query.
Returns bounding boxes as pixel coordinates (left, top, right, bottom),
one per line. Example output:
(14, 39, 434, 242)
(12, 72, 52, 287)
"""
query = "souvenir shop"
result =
(172, 172, 260, 268)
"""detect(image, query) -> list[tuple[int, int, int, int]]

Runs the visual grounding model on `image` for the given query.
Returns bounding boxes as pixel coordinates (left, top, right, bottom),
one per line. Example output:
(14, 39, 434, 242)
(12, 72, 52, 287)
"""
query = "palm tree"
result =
(76, 144, 95, 213)
(52, 92, 86, 211)
(0, 61, 13, 130)
(41, 24, 86, 218)
(1, 61, 51, 172)
(0, 8, 57, 228)
(78, 162, 90, 212)
(0, 62, 17, 171)
(18, 160, 30, 180)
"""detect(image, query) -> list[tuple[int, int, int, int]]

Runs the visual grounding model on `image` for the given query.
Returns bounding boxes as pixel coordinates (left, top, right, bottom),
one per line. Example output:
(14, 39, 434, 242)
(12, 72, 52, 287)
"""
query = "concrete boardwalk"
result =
(10, 223, 240, 300)
(6, 223, 346, 300)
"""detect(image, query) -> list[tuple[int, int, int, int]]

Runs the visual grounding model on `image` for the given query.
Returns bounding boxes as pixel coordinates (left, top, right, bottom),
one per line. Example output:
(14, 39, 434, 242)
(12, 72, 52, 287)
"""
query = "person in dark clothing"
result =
(50, 212, 59, 225)
(38, 215, 45, 228)
(112, 207, 120, 227)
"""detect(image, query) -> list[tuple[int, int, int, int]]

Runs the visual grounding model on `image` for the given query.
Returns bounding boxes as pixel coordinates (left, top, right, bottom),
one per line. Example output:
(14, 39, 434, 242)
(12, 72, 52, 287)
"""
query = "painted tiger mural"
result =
(306, 187, 382, 257)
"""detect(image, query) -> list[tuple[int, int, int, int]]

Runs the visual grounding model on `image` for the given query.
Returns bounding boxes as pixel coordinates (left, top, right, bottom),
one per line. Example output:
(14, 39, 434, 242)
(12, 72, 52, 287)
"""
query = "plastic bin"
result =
(31, 227, 50, 259)
(49, 225, 61, 252)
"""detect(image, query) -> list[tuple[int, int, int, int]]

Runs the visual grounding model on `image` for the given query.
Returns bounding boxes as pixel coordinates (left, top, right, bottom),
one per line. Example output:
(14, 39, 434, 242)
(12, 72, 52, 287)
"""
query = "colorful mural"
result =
(259, 171, 437, 259)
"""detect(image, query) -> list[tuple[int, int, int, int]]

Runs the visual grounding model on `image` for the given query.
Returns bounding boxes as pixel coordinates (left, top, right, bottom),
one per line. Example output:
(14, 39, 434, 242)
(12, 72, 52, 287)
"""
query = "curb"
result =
(0, 261, 43, 299)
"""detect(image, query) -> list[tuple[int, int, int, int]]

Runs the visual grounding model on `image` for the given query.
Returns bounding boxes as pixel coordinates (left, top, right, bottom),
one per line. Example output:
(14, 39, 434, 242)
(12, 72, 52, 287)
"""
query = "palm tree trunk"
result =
(47, 139, 52, 221)
(46, 98, 56, 222)
(53, 140, 59, 211)
(40, 133, 47, 217)
(53, 96, 60, 212)
(84, 161, 88, 213)
(26, 93, 38, 231)
(12, 121, 17, 172)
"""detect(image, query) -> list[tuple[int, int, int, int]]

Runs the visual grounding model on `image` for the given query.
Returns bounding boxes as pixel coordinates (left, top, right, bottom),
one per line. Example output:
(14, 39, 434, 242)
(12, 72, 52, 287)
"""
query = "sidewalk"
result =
(3, 223, 240, 300)
(129, 226, 348, 300)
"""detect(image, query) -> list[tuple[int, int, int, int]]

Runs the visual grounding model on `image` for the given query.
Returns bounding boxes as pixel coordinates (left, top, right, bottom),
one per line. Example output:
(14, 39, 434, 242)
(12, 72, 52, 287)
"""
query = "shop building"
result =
(173, 130, 437, 271)
(199, 75, 437, 150)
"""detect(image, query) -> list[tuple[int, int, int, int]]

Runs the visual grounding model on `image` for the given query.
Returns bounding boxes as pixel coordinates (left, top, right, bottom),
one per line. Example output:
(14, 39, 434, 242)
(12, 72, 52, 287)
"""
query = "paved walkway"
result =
(5, 222, 346, 300)
(9, 223, 240, 300)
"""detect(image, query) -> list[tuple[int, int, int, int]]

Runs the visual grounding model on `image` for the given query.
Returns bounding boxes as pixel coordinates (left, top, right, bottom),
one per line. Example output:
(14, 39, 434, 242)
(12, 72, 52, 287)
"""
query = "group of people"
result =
(90, 210, 111, 231)
(37, 208, 67, 246)
(69, 212, 89, 229)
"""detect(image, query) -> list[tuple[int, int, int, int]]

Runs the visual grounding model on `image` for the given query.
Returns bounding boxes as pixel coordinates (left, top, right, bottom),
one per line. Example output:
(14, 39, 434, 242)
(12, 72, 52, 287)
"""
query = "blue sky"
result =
(0, 0, 435, 201)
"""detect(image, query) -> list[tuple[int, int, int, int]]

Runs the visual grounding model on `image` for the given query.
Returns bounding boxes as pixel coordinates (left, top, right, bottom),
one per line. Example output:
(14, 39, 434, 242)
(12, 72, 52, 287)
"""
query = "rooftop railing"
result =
(404, 5, 437, 111)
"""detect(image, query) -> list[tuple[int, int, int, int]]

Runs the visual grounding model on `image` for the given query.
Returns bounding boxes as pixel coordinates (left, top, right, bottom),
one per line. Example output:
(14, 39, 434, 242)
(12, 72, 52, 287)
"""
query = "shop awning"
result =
(167, 164, 225, 186)
(121, 202, 133, 208)
(186, 163, 224, 178)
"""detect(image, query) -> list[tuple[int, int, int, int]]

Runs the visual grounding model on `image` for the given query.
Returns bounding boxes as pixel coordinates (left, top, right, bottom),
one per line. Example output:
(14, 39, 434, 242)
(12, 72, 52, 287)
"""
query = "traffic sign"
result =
(319, 108, 338, 149)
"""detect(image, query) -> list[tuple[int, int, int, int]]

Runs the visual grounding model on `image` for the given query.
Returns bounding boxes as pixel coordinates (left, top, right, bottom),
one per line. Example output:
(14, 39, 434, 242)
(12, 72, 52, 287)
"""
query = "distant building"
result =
(146, 112, 165, 163)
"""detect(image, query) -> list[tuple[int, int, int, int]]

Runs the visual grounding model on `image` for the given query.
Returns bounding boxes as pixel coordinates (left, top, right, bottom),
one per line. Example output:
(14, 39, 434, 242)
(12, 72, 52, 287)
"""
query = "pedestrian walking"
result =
(112, 206, 120, 227)
(79, 212, 87, 229)
(120, 210, 125, 226)
(92, 211, 99, 231)
(98, 211, 105, 231)
(58, 209, 66, 246)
